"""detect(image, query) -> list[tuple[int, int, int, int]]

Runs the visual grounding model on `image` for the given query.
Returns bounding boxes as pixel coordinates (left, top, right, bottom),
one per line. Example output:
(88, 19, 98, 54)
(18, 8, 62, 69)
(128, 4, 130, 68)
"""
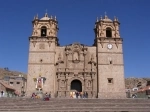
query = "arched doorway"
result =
(71, 80, 82, 92)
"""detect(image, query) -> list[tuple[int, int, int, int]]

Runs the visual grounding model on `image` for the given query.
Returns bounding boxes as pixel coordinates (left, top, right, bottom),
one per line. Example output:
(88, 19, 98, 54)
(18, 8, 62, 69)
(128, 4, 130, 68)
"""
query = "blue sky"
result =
(0, 0, 150, 78)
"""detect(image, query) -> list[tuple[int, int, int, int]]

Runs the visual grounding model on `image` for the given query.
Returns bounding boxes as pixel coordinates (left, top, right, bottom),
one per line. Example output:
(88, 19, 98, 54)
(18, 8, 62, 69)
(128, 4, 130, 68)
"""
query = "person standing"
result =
(83, 92, 86, 99)
(80, 92, 83, 99)
(1, 91, 4, 97)
(86, 92, 88, 98)
(48, 92, 51, 98)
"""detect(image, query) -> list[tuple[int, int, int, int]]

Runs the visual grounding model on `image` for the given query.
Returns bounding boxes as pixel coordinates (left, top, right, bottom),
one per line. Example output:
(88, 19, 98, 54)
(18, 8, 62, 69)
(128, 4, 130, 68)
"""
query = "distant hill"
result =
(125, 77, 150, 89)
(0, 68, 27, 79)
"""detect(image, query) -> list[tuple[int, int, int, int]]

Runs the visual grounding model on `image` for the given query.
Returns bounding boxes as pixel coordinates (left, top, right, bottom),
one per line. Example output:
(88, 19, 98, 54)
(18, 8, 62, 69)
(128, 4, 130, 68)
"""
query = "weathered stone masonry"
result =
(26, 13, 126, 98)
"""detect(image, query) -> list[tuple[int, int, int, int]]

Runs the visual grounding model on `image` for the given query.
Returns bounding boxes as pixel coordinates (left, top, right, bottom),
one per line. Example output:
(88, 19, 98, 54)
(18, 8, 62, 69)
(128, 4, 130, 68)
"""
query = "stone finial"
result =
(45, 12, 48, 17)
(33, 16, 36, 20)
(117, 17, 119, 21)
(114, 16, 117, 21)
(104, 12, 108, 19)
(96, 17, 99, 22)
(54, 16, 57, 21)
(100, 15, 103, 21)
(50, 15, 53, 19)
(35, 14, 38, 19)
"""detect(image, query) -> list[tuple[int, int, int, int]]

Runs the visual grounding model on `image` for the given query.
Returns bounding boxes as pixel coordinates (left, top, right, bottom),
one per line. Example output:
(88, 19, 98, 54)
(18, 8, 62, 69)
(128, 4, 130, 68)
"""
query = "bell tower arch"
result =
(94, 14, 126, 98)
(26, 13, 59, 97)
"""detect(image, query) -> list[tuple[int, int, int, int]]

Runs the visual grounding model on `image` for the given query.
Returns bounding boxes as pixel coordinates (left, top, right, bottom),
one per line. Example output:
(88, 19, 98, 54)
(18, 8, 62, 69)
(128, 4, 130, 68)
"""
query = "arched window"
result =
(41, 26, 47, 36)
(106, 28, 112, 37)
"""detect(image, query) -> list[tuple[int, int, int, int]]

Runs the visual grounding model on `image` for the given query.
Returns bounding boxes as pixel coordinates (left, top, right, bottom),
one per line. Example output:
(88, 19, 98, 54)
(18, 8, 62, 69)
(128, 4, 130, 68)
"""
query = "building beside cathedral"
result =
(26, 13, 126, 98)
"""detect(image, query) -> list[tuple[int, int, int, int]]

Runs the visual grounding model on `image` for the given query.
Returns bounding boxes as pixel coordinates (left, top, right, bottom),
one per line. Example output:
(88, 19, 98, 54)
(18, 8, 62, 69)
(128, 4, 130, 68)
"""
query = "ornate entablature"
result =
(55, 43, 96, 74)
(65, 43, 88, 62)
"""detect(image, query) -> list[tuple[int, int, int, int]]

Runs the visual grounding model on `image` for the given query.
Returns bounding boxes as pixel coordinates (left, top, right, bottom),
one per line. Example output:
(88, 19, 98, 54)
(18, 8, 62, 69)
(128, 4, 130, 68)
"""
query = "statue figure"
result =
(61, 80, 65, 87)
(73, 52, 79, 60)
(58, 53, 62, 60)
(87, 80, 91, 87)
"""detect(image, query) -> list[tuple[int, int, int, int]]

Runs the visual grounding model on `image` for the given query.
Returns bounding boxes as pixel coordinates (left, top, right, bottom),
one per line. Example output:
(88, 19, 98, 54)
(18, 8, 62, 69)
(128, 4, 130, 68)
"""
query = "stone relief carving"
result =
(48, 21, 58, 37)
(58, 53, 63, 61)
(91, 54, 94, 61)
(99, 24, 104, 37)
(32, 41, 37, 47)
(49, 29, 55, 36)
(32, 29, 38, 36)
(61, 80, 65, 87)
(89, 54, 96, 64)
(56, 53, 64, 66)
(114, 24, 120, 37)
(39, 44, 45, 49)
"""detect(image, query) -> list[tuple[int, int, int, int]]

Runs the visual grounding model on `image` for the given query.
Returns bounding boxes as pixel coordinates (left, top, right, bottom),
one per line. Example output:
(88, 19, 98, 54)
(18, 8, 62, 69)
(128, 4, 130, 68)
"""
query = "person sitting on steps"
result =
(43, 92, 50, 101)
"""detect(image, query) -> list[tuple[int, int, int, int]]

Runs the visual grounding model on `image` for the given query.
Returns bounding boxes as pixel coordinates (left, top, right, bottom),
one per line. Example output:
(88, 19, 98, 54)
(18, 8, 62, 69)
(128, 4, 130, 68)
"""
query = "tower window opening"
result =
(108, 78, 113, 84)
(106, 28, 112, 37)
(41, 26, 47, 36)
(40, 59, 43, 63)
(110, 61, 112, 64)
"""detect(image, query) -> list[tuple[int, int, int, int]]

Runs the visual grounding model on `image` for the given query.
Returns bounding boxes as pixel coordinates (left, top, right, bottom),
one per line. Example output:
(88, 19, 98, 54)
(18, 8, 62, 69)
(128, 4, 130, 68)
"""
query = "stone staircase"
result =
(0, 98, 150, 112)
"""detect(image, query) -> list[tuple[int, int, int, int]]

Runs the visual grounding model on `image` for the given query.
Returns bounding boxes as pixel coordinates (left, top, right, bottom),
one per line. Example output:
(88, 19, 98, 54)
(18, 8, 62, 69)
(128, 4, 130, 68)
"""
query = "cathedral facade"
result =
(26, 13, 126, 98)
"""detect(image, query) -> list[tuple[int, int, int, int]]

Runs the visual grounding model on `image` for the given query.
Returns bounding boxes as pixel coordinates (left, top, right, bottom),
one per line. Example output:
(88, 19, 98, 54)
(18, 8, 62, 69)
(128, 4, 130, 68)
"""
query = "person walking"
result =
(83, 92, 86, 99)
(80, 92, 83, 99)
(48, 92, 51, 98)
(85, 92, 88, 98)
(1, 91, 3, 97)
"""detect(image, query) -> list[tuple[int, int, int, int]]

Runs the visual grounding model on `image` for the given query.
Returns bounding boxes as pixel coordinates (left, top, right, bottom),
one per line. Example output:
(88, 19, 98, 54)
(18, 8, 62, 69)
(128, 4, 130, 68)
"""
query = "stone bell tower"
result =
(94, 14, 126, 98)
(26, 13, 59, 97)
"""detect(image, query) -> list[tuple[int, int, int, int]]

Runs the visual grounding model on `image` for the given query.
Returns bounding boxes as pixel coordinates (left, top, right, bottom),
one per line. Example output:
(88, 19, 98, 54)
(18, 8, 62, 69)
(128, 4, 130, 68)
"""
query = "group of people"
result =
(31, 93, 40, 99)
(70, 91, 88, 99)
(31, 92, 51, 101)
(43, 92, 51, 101)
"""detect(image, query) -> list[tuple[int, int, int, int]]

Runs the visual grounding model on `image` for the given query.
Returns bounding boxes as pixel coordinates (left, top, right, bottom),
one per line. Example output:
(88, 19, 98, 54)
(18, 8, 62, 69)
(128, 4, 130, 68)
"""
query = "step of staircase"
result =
(0, 98, 149, 112)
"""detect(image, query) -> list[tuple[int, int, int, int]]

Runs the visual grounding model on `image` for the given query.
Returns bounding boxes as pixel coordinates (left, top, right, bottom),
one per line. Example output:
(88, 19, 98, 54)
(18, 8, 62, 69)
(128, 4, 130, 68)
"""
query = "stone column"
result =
(66, 54, 68, 68)
(84, 54, 86, 70)
(57, 73, 61, 98)
(65, 49, 69, 68)
(83, 49, 87, 70)
(84, 78, 87, 92)
(92, 74, 96, 98)
(57, 79, 60, 98)
(65, 79, 69, 97)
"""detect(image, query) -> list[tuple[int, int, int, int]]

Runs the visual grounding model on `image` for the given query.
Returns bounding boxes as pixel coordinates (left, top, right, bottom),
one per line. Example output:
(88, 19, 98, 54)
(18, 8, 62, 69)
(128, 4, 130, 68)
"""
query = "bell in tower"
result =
(27, 13, 59, 97)
(41, 26, 47, 37)
(94, 14, 120, 38)
(31, 13, 59, 38)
